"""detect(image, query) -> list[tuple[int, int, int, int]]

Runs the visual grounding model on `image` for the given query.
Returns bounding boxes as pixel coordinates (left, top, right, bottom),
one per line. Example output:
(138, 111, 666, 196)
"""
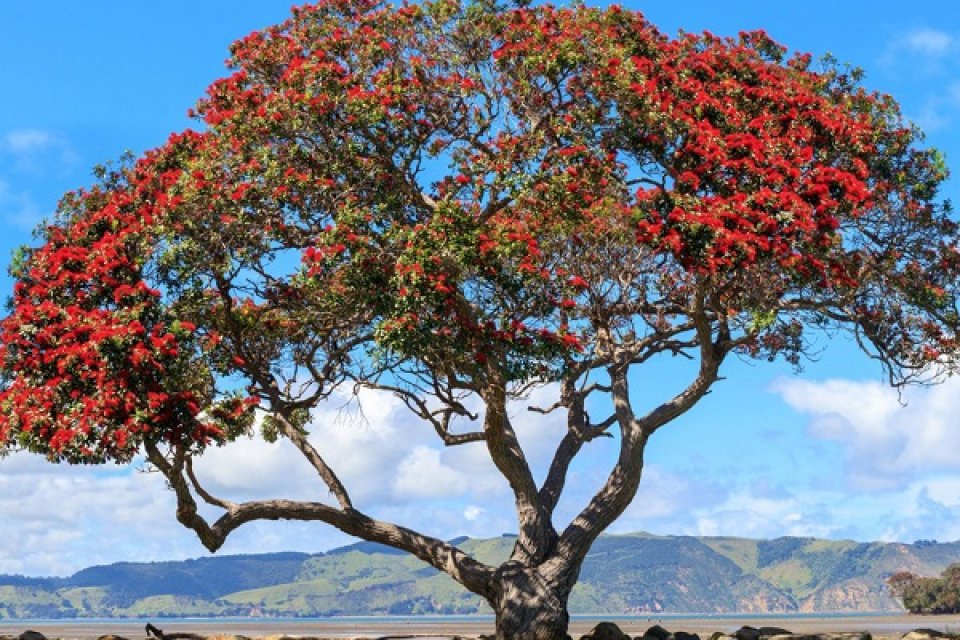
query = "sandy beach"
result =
(4, 614, 960, 640)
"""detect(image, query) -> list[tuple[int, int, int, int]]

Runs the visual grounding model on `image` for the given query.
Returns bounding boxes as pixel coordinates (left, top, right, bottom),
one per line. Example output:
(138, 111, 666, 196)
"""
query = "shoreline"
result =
(4, 614, 960, 640)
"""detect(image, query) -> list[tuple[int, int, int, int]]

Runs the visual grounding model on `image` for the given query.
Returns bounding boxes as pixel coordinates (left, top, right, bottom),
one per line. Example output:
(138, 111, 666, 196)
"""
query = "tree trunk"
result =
(492, 561, 573, 640)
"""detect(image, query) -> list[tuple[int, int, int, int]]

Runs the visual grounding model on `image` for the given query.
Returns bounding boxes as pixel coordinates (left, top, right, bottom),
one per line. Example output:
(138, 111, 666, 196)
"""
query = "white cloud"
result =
(690, 488, 839, 540)
(464, 505, 484, 521)
(883, 28, 957, 69)
(9, 373, 960, 578)
(840, 478, 960, 544)
(0, 452, 200, 576)
(393, 446, 470, 499)
(4, 129, 57, 154)
(902, 28, 955, 58)
(615, 465, 718, 523)
(0, 128, 77, 173)
(190, 386, 553, 545)
(772, 377, 960, 490)
(195, 384, 577, 511)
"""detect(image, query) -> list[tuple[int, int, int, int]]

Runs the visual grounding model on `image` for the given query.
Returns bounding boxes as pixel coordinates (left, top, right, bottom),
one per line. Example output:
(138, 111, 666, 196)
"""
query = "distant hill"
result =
(1, 533, 958, 618)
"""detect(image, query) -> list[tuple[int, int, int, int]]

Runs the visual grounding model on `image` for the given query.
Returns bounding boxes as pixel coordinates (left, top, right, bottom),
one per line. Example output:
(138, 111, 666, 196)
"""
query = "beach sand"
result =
(4, 614, 960, 640)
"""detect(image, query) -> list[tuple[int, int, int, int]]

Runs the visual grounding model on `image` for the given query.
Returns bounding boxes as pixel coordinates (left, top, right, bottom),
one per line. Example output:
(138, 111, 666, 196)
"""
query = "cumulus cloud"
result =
(464, 505, 484, 521)
(195, 383, 582, 507)
(809, 477, 960, 544)
(393, 446, 471, 499)
(688, 485, 842, 541)
(0, 452, 201, 576)
(191, 385, 572, 537)
(0, 383, 591, 577)
(11, 372, 960, 578)
(772, 377, 960, 491)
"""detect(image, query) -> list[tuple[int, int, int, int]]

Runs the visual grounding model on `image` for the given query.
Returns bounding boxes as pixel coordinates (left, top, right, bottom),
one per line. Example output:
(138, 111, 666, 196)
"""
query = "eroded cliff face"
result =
(800, 579, 902, 613)
(735, 592, 798, 614)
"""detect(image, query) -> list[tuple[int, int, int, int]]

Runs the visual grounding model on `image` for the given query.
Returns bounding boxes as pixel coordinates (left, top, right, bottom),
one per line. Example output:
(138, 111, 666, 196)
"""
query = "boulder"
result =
(735, 627, 761, 640)
(18, 632, 46, 640)
(644, 625, 673, 640)
(758, 630, 794, 638)
(903, 631, 955, 640)
(708, 633, 734, 640)
(734, 627, 794, 640)
(674, 632, 701, 640)
(581, 621, 632, 640)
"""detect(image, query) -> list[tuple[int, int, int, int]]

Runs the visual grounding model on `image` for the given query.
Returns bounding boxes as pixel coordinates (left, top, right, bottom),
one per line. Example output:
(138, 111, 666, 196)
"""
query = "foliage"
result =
(888, 565, 960, 614)
(2, 0, 958, 635)
(2, 0, 956, 464)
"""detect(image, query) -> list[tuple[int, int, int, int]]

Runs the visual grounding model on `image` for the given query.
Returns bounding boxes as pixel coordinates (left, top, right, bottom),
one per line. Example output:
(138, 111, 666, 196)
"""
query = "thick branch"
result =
(274, 411, 354, 511)
(537, 379, 612, 515)
(185, 457, 234, 511)
(638, 287, 726, 437)
(556, 283, 727, 568)
(481, 379, 555, 564)
(144, 441, 495, 598)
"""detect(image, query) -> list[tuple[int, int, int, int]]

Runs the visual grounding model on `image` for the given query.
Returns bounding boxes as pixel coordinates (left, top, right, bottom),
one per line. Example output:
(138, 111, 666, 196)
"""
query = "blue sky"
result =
(2, 1, 960, 578)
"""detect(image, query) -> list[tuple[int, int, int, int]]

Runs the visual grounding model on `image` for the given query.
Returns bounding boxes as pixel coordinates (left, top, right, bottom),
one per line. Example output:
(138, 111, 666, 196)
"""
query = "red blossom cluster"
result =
(1, 0, 957, 462)
(0, 137, 253, 462)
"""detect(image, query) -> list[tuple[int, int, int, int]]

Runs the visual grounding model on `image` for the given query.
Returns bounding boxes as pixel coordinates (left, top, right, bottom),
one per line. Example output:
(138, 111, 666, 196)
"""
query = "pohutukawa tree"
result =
(2, 1, 959, 637)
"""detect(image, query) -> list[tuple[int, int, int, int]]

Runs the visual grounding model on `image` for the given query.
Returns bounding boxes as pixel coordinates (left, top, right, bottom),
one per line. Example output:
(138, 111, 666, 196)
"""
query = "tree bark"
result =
(491, 560, 575, 640)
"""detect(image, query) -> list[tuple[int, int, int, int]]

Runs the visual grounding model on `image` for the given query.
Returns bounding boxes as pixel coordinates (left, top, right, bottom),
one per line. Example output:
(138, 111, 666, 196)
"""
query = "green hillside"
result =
(701, 537, 960, 611)
(1, 534, 958, 618)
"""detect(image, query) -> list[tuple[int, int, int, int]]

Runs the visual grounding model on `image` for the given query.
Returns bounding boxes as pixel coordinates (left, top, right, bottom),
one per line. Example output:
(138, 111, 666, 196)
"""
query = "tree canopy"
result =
(889, 565, 960, 614)
(2, 1, 958, 637)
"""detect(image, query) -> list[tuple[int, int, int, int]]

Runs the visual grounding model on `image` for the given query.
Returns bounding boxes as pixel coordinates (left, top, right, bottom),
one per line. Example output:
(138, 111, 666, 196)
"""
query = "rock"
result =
(734, 627, 795, 640)
(644, 625, 673, 640)
(581, 621, 631, 640)
(903, 631, 953, 640)
(709, 633, 734, 640)
(758, 630, 793, 638)
(762, 634, 871, 640)
(96, 636, 131, 640)
(735, 627, 761, 640)
(674, 632, 701, 640)
(18, 632, 46, 640)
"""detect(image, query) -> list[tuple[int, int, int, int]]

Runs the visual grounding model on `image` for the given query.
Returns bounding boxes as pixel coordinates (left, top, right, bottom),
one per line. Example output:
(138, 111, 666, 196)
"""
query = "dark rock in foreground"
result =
(0, 625, 955, 640)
